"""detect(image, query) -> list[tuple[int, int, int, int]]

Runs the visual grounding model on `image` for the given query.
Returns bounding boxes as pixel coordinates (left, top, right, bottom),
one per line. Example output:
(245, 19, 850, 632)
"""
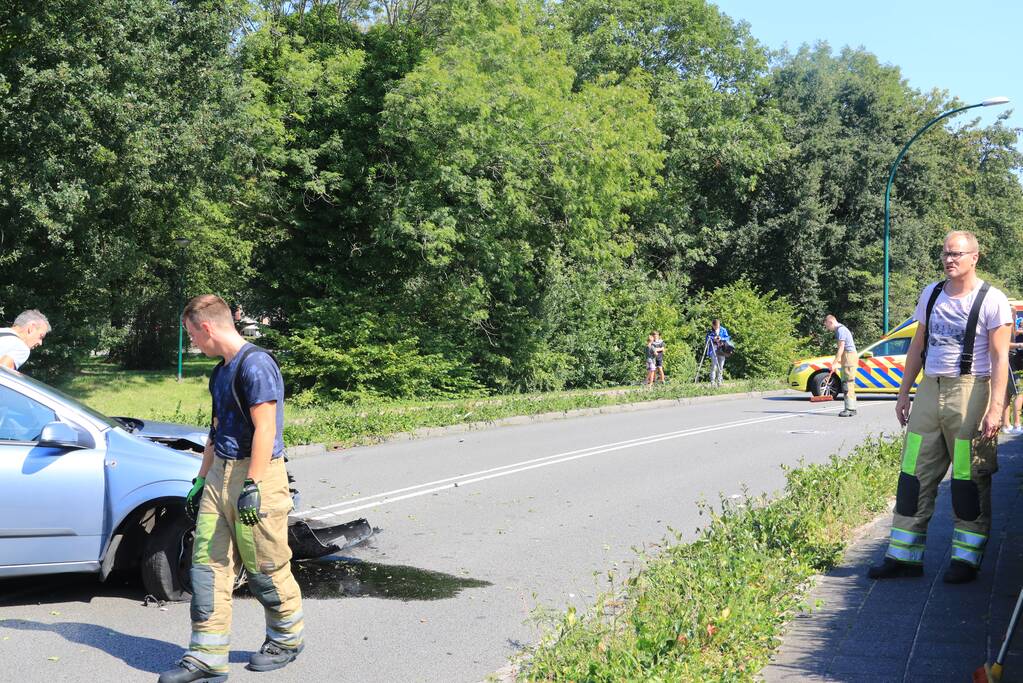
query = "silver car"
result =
(0, 367, 369, 600)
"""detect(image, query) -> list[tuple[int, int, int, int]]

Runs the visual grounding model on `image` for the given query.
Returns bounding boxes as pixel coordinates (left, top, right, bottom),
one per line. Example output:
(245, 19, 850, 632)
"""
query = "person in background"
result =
(651, 331, 666, 384)
(824, 315, 858, 417)
(644, 333, 656, 387)
(1003, 316, 1023, 434)
(0, 309, 50, 371)
(705, 319, 730, 387)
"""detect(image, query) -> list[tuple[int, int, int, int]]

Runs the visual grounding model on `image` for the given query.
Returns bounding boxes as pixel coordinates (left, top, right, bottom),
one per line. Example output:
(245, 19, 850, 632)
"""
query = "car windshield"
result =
(3, 368, 120, 430)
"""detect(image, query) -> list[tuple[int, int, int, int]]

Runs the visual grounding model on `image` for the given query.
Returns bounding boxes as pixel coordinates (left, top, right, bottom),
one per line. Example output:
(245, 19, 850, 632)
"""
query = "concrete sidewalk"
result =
(761, 434, 1023, 683)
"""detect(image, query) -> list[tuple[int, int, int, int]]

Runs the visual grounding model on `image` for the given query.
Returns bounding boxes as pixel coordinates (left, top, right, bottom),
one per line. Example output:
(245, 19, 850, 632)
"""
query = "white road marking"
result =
(298, 403, 871, 521)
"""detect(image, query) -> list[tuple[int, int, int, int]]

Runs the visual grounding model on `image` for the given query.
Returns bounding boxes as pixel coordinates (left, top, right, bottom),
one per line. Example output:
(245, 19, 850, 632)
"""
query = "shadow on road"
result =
(0, 619, 254, 672)
(0, 573, 140, 608)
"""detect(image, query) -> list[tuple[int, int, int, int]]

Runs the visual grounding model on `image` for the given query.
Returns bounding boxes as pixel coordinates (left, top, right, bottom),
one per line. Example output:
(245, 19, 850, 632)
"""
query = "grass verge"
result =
(58, 359, 784, 447)
(519, 435, 901, 682)
(279, 377, 784, 447)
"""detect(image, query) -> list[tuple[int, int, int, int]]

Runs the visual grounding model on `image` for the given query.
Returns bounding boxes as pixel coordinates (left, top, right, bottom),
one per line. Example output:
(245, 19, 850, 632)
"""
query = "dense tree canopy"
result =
(3, 0, 1021, 393)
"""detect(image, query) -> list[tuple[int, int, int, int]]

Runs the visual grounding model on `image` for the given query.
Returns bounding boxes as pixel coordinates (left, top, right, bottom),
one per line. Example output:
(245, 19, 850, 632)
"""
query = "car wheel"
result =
(809, 371, 843, 399)
(141, 512, 194, 602)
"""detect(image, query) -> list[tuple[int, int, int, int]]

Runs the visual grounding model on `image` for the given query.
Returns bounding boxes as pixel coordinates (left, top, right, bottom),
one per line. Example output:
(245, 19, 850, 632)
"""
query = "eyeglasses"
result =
(941, 250, 976, 262)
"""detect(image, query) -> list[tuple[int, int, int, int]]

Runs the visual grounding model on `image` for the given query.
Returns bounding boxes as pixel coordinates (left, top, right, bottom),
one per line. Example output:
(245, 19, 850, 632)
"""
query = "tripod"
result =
(694, 338, 711, 383)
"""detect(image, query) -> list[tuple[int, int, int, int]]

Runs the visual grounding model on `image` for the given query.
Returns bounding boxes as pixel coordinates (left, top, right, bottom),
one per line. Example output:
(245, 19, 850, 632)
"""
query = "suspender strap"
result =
(209, 345, 281, 432)
(960, 282, 991, 375)
(921, 281, 946, 363)
(209, 359, 225, 431)
(231, 345, 281, 429)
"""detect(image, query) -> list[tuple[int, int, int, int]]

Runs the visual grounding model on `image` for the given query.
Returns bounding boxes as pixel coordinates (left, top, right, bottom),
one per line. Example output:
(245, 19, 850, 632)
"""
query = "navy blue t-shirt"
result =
(210, 344, 286, 460)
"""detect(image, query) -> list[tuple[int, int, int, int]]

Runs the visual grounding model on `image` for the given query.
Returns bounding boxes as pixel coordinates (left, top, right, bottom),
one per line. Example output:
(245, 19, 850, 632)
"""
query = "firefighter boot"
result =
(247, 639, 304, 672)
(943, 559, 978, 584)
(158, 657, 228, 683)
(867, 557, 923, 579)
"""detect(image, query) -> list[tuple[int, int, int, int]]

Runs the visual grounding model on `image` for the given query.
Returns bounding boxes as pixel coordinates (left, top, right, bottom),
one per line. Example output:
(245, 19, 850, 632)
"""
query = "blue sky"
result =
(712, 0, 1020, 132)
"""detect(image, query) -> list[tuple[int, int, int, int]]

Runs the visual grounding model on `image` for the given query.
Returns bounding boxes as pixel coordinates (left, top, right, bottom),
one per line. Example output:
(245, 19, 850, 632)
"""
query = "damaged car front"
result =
(0, 367, 370, 601)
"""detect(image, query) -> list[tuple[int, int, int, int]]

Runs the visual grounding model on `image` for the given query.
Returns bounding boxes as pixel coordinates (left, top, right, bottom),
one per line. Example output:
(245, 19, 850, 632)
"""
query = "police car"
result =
(788, 301, 1023, 399)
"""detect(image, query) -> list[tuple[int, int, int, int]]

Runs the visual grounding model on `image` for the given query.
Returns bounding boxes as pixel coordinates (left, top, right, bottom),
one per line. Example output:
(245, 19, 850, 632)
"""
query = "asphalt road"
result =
(0, 392, 902, 682)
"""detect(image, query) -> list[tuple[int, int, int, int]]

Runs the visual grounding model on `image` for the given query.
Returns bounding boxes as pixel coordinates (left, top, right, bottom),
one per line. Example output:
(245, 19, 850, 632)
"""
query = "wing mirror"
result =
(37, 422, 93, 449)
(859, 351, 874, 359)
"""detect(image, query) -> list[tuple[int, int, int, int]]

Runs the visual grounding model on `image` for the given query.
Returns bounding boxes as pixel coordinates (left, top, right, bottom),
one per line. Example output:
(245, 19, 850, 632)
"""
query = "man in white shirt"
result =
(868, 231, 1011, 584)
(0, 310, 50, 370)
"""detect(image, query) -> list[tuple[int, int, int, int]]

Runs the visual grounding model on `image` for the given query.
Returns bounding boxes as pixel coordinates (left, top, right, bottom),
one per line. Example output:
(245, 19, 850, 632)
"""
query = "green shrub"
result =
(269, 311, 485, 403)
(685, 279, 808, 379)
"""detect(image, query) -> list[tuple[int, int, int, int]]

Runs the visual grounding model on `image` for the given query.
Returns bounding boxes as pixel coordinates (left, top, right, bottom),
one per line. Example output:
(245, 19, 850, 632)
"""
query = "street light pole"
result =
(882, 96, 1010, 334)
(173, 237, 192, 382)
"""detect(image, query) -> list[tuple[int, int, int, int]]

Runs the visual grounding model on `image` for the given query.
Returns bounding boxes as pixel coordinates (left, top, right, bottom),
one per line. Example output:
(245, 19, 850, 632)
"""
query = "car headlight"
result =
(792, 364, 810, 373)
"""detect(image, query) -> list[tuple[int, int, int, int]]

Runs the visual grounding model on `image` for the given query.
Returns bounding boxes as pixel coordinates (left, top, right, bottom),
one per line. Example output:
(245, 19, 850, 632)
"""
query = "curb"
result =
(284, 387, 793, 459)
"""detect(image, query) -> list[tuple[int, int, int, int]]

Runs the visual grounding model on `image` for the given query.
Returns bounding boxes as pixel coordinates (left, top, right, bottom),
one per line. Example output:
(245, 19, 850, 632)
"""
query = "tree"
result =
(0, 0, 253, 372)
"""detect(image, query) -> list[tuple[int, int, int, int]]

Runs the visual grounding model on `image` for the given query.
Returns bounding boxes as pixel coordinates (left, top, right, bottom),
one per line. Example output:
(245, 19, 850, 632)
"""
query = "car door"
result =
(857, 337, 913, 393)
(0, 383, 106, 569)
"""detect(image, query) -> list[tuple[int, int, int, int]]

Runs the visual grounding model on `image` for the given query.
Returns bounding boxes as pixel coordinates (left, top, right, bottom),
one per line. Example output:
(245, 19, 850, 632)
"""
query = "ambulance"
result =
(788, 300, 1023, 399)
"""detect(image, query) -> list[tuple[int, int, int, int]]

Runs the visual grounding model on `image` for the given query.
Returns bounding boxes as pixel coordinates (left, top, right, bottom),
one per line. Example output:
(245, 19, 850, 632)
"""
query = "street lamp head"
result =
(981, 96, 1010, 107)
(173, 237, 192, 248)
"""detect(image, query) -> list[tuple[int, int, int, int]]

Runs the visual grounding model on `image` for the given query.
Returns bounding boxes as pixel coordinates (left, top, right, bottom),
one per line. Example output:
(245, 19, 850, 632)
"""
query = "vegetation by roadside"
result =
(520, 435, 901, 682)
(58, 358, 783, 447)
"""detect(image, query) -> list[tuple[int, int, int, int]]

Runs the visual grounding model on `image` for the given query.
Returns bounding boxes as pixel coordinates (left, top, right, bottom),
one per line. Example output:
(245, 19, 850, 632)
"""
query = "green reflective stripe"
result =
(953, 529, 987, 548)
(902, 433, 923, 475)
(887, 544, 924, 564)
(193, 514, 217, 565)
(235, 522, 258, 573)
(186, 631, 230, 672)
(951, 546, 983, 567)
(890, 539, 925, 551)
(891, 527, 925, 546)
(953, 438, 972, 480)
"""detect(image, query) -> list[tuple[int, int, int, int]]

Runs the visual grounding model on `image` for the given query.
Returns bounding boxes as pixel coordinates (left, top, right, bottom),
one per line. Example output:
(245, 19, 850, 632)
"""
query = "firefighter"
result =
(160, 295, 304, 683)
(824, 315, 858, 417)
(868, 231, 1012, 584)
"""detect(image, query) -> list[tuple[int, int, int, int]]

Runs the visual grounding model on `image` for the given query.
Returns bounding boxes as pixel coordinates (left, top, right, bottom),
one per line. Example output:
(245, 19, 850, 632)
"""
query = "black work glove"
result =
(185, 476, 205, 521)
(237, 478, 261, 526)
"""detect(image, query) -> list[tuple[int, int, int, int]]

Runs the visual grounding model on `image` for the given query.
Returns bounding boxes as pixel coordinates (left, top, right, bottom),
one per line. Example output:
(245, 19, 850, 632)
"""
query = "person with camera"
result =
(824, 315, 858, 417)
(705, 319, 732, 387)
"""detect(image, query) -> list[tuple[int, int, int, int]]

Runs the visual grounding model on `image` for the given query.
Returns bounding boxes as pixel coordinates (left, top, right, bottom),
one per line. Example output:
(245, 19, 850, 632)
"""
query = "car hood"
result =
(791, 356, 833, 369)
(116, 416, 207, 453)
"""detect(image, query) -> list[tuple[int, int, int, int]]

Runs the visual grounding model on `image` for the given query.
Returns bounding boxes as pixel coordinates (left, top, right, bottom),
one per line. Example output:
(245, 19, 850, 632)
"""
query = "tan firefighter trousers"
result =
(186, 456, 304, 673)
(839, 349, 858, 411)
(884, 374, 998, 568)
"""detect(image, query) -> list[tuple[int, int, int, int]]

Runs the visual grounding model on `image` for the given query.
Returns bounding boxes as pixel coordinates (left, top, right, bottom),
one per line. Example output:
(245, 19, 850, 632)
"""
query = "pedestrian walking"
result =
(160, 295, 304, 683)
(823, 315, 858, 417)
(0, 309, 50, 370)
(652, 331, 666, 384)
(705, 319, 731, 387)
(868, 231, 1012, 585)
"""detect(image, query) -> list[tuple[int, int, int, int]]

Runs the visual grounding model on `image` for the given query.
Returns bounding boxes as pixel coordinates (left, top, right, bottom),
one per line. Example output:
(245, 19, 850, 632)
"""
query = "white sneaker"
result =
(1014, 426, 1023, 435)
(1003, 426, 1013, 434)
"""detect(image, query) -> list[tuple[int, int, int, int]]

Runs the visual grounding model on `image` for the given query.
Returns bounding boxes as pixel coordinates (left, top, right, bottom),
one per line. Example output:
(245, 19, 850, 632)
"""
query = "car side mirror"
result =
(37, 421, 92, 449)
(860, 351, 874, 359)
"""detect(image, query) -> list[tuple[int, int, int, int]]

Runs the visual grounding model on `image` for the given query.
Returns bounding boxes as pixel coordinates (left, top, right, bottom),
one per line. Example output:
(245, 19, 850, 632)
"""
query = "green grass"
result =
(60, 357, 218, 420)
(57, 358, 784, 446)
(519, 435, 902, 682)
